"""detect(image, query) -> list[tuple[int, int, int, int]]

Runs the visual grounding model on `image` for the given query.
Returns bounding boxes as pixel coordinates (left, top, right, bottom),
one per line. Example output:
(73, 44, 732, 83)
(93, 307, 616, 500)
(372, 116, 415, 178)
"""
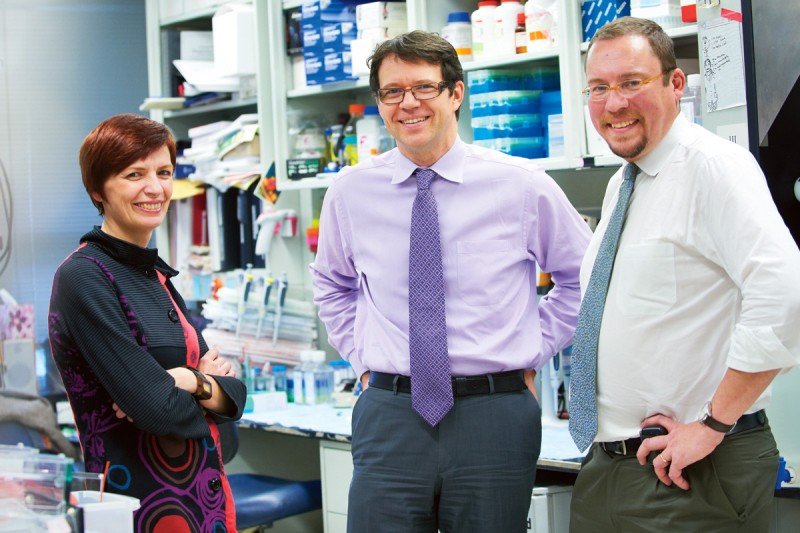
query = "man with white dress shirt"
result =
(310, 31, 591, 532)
(569, 17, 800, 532)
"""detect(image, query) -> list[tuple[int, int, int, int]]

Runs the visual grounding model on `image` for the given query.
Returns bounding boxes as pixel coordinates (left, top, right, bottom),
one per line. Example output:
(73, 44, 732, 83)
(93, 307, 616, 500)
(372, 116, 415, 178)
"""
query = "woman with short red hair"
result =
(49, 114, 245, 532)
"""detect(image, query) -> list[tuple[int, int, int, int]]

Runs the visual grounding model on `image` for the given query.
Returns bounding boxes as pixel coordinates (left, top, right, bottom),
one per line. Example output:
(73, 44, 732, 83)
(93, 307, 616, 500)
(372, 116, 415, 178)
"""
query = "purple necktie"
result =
(409, 167, 454, 427)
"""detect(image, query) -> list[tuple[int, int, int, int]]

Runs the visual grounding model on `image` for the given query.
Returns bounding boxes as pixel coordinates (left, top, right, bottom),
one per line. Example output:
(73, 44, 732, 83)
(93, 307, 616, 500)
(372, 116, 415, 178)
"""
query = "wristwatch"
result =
(698, 401, 736, 433)
(184, 366, 213, 400)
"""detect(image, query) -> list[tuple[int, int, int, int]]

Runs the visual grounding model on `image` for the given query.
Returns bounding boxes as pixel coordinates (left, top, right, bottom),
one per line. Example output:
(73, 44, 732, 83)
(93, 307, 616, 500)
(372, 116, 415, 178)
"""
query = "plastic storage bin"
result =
(71, 491, 141, 533)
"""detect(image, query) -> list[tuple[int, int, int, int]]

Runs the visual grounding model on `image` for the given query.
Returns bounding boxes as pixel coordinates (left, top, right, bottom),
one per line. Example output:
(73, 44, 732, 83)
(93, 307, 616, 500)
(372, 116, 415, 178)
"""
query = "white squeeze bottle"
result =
(494, 0, 524, 57)
(471, 1, 499, 60)
(356, 105, 381, 163)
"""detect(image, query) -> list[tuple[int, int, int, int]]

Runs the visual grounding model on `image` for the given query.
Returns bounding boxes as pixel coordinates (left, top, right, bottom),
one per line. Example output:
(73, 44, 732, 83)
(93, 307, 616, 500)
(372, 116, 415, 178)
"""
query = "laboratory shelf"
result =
(461, 48, 560, 72)
(580, 24, 698, 52)
(279, 175, 335, 191)
(287, 78, 371, 99)
(163, 97, 259, 118)
(590, 154, 625, 167)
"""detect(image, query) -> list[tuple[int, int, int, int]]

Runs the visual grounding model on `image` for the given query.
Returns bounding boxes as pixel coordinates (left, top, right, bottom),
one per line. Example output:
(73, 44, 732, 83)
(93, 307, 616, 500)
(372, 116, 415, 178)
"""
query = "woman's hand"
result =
(197, 348, 236, 377)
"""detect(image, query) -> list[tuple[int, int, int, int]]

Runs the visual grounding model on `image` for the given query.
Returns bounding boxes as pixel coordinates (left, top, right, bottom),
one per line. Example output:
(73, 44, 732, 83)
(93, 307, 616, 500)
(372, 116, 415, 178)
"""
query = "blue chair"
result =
(222, 425, 323, 530)
(228, 473, 322, 530)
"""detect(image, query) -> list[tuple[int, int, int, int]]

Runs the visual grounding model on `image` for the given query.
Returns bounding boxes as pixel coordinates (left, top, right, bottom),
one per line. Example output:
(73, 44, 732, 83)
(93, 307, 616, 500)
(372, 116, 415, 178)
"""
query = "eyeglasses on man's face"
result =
(376, 81, 451, 105)
(582, 70, 671, 102)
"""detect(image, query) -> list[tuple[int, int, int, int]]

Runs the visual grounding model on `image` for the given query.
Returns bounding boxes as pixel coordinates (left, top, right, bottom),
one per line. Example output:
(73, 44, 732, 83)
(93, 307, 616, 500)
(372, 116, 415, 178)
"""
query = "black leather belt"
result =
(599, 409, 767, 457)
(369, 370, 527, 397)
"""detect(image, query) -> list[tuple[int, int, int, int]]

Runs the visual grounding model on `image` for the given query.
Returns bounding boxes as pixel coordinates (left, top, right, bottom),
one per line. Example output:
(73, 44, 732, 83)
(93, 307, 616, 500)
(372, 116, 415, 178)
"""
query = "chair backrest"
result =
(0, 420, 47, 449)
(218, 421, 239, 464)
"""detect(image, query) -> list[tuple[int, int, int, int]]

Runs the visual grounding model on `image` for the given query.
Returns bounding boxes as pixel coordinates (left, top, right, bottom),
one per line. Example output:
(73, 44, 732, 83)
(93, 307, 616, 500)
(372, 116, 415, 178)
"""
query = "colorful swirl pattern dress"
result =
(48, 228, 246, 533)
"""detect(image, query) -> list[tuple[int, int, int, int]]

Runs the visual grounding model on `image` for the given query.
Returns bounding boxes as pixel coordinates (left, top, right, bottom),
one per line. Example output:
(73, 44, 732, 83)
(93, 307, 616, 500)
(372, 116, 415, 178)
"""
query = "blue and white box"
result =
(302, 0, 357, 30)
(322, 21, 357, 53)
(323, 50, 355, 84)
(581, 0, 631, 42)
(304, 53, 325, 86)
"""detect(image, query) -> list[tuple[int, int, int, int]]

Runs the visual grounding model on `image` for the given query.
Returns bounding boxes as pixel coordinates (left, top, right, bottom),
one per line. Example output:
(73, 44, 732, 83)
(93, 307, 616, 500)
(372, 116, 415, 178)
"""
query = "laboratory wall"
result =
(0, 0, 148, 341)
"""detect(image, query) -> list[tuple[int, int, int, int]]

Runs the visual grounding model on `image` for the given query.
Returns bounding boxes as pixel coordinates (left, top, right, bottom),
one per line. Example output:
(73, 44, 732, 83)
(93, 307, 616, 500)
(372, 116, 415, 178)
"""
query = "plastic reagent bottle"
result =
(442, 11, 473, 62)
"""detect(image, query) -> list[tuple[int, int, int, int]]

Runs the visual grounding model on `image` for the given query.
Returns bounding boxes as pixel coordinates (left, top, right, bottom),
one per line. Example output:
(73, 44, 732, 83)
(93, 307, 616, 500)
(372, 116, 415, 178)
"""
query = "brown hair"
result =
(368, 30, 464, 119)
(587, 17, 677, 84)
(79, 114, 176, 215)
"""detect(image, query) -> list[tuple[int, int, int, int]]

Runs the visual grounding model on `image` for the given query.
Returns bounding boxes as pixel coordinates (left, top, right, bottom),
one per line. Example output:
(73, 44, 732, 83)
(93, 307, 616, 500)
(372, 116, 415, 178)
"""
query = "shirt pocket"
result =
(456, 240, 511, 306)
(614, 242, 677, 316)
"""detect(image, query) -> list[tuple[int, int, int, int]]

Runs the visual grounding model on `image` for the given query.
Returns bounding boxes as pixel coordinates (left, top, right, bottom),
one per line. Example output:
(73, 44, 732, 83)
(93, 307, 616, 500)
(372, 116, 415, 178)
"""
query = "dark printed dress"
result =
(48, 228, 245, 533)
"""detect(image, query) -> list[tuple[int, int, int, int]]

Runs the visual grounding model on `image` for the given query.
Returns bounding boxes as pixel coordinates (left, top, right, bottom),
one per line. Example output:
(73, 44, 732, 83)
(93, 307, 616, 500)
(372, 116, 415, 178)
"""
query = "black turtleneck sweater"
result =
(48, 227, 245, 532)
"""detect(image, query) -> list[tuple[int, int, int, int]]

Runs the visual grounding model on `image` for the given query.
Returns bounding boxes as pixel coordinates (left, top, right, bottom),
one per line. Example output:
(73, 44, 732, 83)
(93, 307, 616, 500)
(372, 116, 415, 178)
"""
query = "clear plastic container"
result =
(472, 114, 544, 140)
(272, 364, 287, 392)
(680, 73, 702, 126)
(524, 1, 555, 51)
(302, 350, 334, 405)
(526, 0, 559, 45)
(470, 90, 543, 117)
(474, 136, 547, 159)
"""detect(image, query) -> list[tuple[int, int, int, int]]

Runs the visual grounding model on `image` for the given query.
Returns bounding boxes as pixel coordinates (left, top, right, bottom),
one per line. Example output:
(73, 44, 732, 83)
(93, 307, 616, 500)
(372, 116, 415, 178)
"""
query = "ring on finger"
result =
(659, 455, 669, 465)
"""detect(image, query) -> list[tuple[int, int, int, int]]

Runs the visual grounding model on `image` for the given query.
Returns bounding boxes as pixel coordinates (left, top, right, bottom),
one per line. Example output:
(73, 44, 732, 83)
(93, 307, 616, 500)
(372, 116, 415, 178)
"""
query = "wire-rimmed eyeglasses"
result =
(582, 70, 671, 101)
(376, 81, 452, 105)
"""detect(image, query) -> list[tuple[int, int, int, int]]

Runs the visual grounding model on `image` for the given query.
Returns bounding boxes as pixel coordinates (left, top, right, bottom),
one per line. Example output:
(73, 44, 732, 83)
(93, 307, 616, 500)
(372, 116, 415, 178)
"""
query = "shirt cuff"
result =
(726, 324, 799, 373)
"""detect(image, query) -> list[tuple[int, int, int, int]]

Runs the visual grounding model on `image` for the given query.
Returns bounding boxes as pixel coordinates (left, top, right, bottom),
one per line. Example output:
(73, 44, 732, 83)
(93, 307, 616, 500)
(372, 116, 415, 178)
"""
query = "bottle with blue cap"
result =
(442, 11, 473, 62)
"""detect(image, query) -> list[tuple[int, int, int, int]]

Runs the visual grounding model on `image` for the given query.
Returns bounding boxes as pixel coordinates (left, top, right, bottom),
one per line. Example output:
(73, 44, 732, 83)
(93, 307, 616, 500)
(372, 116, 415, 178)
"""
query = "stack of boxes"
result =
(302, 1, 358, 86)
(469, 68, 562, 160)
(351, 2, 408, 78)
(630, 0, 685, 30)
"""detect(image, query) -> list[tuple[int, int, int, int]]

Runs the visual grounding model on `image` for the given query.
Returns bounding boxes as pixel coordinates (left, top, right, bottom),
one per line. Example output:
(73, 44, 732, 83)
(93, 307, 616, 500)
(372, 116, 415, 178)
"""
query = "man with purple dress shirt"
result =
(310, 31, 591, 533)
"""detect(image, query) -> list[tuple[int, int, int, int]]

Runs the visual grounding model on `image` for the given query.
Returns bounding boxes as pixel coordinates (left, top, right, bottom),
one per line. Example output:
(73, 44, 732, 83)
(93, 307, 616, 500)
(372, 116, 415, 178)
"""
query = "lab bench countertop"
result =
(238, 403, 585, 471)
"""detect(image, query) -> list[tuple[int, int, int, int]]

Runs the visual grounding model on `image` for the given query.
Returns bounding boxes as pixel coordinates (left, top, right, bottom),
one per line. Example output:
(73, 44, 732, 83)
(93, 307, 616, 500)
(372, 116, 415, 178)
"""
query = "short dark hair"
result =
(587, 17, 677, 85)
(79, 114, 176, 215)
(368, 30, 464, 118)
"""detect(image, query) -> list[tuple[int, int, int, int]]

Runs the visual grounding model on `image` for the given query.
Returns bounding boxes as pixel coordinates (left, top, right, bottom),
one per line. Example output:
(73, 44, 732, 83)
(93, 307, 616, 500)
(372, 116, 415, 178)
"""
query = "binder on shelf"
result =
(237, 180, 265, 269)
(206, 187, 223, 272)
(220, 187, 241, 272)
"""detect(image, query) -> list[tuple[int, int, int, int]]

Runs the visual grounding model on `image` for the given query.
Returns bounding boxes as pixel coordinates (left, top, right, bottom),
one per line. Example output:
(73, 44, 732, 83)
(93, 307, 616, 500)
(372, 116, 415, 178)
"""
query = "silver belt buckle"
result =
(619, 440, 627, 455)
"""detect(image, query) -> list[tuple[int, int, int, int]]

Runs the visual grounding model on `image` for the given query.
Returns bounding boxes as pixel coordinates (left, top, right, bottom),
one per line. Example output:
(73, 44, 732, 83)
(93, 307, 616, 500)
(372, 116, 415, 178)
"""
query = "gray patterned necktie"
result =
(569, 163, 639, 451)
(408, 167, 453, 427)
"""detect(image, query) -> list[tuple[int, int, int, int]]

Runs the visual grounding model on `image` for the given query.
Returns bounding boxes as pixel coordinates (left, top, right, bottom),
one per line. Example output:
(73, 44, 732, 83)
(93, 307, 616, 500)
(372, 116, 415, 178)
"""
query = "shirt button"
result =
(208, 477, 222, 492)
(167, 309, 179, 322)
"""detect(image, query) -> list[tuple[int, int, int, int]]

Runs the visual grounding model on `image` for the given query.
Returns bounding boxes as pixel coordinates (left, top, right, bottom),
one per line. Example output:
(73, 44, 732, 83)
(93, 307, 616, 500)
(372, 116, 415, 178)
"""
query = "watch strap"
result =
(184, 366, 213, 400)
(699, 401, 736, 433)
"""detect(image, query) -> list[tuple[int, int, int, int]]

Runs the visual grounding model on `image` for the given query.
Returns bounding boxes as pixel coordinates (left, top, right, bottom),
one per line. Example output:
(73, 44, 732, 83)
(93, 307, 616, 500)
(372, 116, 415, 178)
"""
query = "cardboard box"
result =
(304, 53, 325, 86)
(302, 0, 357, 30)
(286, 7, 304, 55)
(323, 50, 355, 84)
(180, 31, 214, 61)
(350, 36, 380, 77)
(322, 21, 357, 53)
(581, 0, 631, 42)
(159, 0, 184, 21)
(356, 2, 407, 30)
(303, 24, 324, 53)
(357, 24, 407, 41)
(213, 2, 256, 76)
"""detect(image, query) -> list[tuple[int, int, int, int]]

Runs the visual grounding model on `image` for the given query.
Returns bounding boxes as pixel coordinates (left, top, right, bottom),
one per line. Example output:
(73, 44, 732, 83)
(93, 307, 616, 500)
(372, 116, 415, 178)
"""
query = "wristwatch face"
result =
(699, 401, 734, 433)
(192, 370, 213, 400)
(197, 377, 213, 400)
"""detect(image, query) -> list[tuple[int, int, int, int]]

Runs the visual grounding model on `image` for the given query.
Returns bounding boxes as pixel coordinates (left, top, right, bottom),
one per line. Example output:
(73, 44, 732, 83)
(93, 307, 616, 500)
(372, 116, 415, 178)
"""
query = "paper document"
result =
(699, 16, 746, 112)
(173, 60, 240, 93)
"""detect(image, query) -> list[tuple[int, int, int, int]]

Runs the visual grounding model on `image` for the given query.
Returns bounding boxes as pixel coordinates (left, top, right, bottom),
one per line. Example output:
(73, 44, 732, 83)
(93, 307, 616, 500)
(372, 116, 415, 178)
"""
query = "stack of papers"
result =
(139, 97, 185, 111)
